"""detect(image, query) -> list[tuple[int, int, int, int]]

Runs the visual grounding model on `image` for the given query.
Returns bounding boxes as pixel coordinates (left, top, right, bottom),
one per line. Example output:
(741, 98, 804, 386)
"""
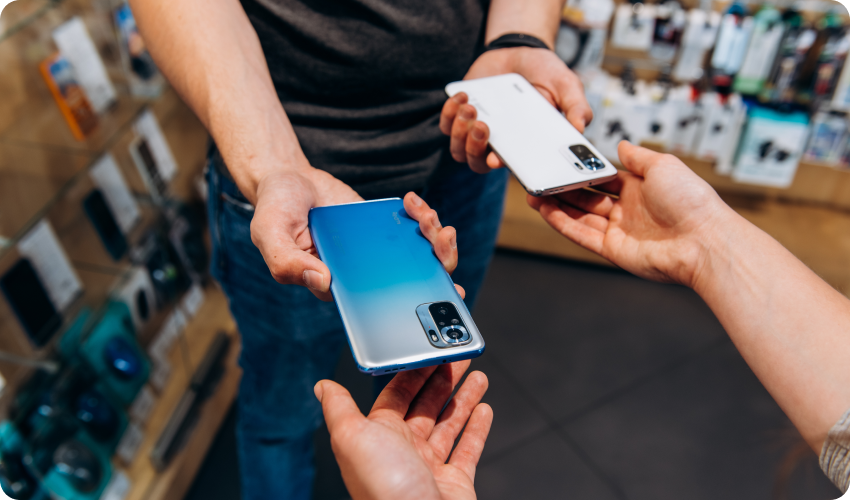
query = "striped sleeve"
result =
(821, 407, 850, 494)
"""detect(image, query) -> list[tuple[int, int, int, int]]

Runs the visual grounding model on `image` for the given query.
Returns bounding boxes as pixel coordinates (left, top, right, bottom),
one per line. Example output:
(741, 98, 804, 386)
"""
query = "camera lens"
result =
(446, 328, 462, 340)
(439, 308, 447, 315)
(451, 319, 459, 324)
(583, 157, 604, 171)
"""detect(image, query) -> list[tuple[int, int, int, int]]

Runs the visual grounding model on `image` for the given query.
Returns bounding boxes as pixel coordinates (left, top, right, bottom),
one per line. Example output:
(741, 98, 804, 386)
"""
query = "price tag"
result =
(134, 110, 177, 182)
(89, 154, 140, 234)
(180, 284, 205, 319)
(18, 220, 83, 311)
(52, 17, 117, 114)
(150, 360, 171, 391)
(129, 386, 156, 423)
(100, 471, 130, 500)
(116, 423, 145, 464)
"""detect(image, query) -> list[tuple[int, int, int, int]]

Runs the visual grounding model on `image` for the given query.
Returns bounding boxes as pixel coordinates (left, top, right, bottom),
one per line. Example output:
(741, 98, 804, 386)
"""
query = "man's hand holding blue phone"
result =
(309, 193, 484, 375)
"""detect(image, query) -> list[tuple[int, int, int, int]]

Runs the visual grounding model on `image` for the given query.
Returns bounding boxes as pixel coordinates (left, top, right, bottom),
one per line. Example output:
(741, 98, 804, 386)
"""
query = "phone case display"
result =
(83, 189, 128, 261)
(759, 17, 817, 105)
(695, 93, 748, 175)
(1, 221, 85, 347)
(649, 2, 686, 62)
(673, 9, 721, 82)
(52, 17, 117, 115)
(39, 53, 99, 141)
(803, 108, 847, 163)
(0, 259, 63, 348)
(797, 14, 850, 108)
(733, 6, 784, 95)
(113, 2, 164, 98)
(88, 154, 141, 236)
(711, 9, 754, 77)
(559, 0, 614, 72)
(610, 3, 656, 51)
(130, 110, 178, 203)
(732, 107, 810, 188)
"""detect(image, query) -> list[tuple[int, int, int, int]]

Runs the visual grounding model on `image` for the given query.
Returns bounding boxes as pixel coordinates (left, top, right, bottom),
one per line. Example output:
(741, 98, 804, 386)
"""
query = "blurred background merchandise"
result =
(0, 0, 847, 499)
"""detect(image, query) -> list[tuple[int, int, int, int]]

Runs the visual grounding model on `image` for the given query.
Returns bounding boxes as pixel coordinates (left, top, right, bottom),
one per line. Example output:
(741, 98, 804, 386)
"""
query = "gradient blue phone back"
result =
(308, 198, 485, 375)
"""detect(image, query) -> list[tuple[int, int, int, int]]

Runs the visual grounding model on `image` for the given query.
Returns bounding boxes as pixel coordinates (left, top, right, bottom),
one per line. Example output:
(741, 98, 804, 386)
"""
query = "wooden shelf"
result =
(497, 175, 850, 298)
(641, 143, 850, 211)
(120, 286, 240, 500)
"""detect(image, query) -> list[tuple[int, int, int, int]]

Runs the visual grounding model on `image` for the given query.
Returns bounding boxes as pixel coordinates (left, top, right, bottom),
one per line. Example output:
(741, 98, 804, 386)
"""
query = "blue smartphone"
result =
(309, 198, 485, 375)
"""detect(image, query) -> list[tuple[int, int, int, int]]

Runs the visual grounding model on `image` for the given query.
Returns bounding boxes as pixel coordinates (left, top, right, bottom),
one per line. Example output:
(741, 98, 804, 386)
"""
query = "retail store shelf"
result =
(641, 143, 850, 210)
(120, 286, 240, 500)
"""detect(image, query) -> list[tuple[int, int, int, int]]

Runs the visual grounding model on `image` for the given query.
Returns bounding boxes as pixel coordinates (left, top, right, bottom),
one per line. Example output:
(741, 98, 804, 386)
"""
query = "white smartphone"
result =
(445, 73, 618, 196)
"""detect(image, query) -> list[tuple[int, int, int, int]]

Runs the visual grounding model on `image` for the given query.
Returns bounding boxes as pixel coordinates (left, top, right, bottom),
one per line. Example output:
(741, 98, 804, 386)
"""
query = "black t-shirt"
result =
(241, 0, 489, 198)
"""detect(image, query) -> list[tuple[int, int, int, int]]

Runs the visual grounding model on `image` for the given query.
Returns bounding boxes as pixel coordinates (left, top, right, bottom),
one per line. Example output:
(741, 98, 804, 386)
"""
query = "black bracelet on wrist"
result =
(485, 33, 551, 52)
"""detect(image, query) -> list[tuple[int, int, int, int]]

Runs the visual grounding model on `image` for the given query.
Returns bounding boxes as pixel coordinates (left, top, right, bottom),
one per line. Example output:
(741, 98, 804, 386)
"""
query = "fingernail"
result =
(410, 193, 423, 206)
(432, 214, 442, 230)
(450, 233, 457, 250)
(314, 381, 324, 402)
(453, 93, 466, 103)
(303, 269, 325, 291)
(460, 107, 474, 120)
(471, 127, 485, 140)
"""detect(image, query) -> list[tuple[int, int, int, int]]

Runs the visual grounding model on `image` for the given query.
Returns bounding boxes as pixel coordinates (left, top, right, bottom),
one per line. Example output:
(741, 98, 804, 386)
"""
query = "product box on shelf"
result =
(39, 53, 99, 141)
(732, 107, 810, 188)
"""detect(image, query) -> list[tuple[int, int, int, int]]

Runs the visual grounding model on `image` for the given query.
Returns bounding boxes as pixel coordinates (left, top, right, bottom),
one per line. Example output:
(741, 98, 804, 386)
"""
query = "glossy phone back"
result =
(309, 198, 485, 375)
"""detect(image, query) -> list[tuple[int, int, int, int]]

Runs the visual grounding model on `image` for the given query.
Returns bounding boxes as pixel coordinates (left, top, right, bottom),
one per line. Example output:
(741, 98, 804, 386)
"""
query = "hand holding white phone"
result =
(445, 73, 617, 196)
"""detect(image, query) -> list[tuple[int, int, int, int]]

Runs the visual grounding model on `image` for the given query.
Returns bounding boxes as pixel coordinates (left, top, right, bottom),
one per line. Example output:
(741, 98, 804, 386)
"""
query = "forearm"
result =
(129, 0, 308, 203)
(694, 212, 850, 451)
(485, 0, 563, 47)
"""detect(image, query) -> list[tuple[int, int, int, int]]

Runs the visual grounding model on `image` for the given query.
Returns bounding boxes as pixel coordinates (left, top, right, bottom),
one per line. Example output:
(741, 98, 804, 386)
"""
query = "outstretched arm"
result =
(130, 0, 362, 300)
(529, 141, 850, 453)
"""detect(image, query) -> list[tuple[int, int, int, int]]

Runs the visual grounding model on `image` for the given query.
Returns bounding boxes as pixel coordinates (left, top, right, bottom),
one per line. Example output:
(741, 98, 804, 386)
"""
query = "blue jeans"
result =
(207, 160, 508, 500)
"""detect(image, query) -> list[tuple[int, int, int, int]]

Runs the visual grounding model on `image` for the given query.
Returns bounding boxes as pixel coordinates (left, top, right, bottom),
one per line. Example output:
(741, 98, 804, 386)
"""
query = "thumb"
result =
(315, 380, 365, 435)
(618, 141, 665, 178)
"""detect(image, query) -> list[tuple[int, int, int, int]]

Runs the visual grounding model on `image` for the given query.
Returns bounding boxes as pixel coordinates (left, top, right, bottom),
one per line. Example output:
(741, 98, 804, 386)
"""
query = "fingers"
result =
(371, 366, 438, 417)
(315, 380, 365, 435)
(442, 93, 496, 173)
(537, 198, 607, 255)
(465, 122, 491, 174)
(447, 403, 493, 480)
(403, 361, 472, 441)
(428, 371, 489, 462)
(555, 189, 616, 218)
(403, 193, 458, 274)
(553, 71, 593, 133)
(618, 141, 670, 178)
(454, 284, 466, 300)
(252, 220, 334, 301)
(450, 103, 477, 162)
(440, 92, 467, 135)
(486, 152, 505, 170)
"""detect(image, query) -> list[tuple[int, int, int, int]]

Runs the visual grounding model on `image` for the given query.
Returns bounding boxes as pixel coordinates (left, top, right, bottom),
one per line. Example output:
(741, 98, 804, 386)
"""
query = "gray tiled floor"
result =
(186, 251, 841, 500)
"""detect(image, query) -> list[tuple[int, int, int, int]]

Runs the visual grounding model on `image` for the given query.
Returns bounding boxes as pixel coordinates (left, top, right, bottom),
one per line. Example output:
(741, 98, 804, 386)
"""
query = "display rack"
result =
(499, 1, 850, 298)
(0, 1, 241, 499)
